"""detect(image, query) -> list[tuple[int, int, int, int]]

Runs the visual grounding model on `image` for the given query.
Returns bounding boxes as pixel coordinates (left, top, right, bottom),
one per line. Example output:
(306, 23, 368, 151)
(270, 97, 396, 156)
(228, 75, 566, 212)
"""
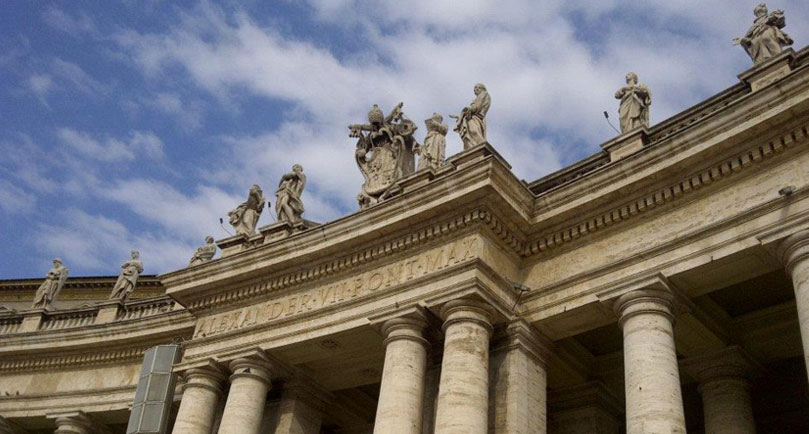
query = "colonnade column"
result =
(779, 229, 809, 378)
(171, 362, 227, 434)
(490, 319, 552, 434)
(272, 378, 330, 434)
(217, 355, 273, 434)
(48, 412, 92, 434)
(614, 289, 686, 434)
(373, 314, 429, 434)
(682, 346, 757, 434)
(434, 299, 494, 434)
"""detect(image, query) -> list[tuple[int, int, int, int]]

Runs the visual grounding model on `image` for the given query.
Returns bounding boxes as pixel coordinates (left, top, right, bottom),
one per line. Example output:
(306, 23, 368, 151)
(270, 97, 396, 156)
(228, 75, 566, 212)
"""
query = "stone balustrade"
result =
(0, 295, 182, 336)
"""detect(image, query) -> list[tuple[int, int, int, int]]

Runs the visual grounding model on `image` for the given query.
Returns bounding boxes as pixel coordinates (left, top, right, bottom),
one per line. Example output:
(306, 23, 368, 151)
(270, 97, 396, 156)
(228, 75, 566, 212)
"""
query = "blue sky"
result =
(1, 1, 808, 278)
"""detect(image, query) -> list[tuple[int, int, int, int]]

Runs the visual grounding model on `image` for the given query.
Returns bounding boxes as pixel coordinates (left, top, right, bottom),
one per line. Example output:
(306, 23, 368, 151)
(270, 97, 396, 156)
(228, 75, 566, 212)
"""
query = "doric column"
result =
(615, 289, 686, 434)
(217, 355, 273, 434)
(48, 412, 92, 434)
(373, 314, 430, 434)
(549, 382, 623, 434)
(434, 299, 494, 434)
(779, 229, 809, 378)
(490, 320, 552, 434)
(682, 346, 757, 434)
(272, 378, 330, 434)
(171, 362, 227, 434)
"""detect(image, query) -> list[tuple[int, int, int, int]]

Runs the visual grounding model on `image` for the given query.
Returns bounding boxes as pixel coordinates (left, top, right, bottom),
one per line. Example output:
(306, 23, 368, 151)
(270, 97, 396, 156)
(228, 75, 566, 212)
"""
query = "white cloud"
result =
(34, 208, 195, 273)
(28, 74, 54, 105)
(42, 6, 97, 37)
(0, 179, 35, 215)
(56, 128, 164, 162)
(51, 58, 108, 95)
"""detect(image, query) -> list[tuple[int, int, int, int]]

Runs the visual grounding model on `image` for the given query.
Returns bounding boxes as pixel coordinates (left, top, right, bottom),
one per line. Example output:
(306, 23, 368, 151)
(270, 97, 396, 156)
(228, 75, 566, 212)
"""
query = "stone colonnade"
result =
(162, 228, 809, 434)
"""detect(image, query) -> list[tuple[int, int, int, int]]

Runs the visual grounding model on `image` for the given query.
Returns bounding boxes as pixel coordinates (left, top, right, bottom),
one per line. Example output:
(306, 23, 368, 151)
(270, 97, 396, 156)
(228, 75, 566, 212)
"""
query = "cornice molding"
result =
(0, 346, 148, 373)
(524, 123, 808, 257)
(186, 207, 524, 313)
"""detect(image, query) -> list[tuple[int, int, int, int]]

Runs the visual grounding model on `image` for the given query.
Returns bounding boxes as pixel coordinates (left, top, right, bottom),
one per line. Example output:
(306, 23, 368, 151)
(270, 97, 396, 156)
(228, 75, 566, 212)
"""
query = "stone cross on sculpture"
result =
(276, 164, 306, 225)
(614, 72, 651, 133)
(733, 3, 793, 65)
(109, 250, 143, 302)
(31, 258, 68, 310)
(450, 83, 491, 150)
(228, 184, 265, 236)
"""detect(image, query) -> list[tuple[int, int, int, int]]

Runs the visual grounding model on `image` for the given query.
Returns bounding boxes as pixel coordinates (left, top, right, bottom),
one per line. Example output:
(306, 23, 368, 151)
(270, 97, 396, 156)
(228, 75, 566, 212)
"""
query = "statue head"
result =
(205, 235, 214, 244)
(425, 112, 444, 129)
(625, 72, 638, 85)
(474, 83, 487, 95)
(368, 104, 384, 127)
(292, 164, 303, 173)
(53, 258, 62, 266)
(250, 184, 262, 195)
(131, 250, 140, 259)
(754, 3, 768, 17)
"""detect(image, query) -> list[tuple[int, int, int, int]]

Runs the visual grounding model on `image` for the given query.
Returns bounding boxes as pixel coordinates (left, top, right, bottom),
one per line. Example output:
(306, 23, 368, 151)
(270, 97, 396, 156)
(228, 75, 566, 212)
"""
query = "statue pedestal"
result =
(216, 234, 251, 258)
(738, 49, 795, 92)
(448, 142, 512, 171)
(259, 221, 306, 244)
(601, 128, 649, 162)
(19, 309, 47, 333)
(95, 300, 124, 324)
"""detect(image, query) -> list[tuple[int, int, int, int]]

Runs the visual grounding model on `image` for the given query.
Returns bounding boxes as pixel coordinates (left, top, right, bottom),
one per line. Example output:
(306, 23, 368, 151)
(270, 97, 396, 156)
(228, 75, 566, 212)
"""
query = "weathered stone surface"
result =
(451, 83, 490, 149)
(229, 184, 266, 236)
(614, 72, 651, 133)
(189, 236, 216, 266)
(32, 258, 68, 310)
(276, 165, 306, 225)
(109, 250, 143, 302)
(734, 3, 793, 65)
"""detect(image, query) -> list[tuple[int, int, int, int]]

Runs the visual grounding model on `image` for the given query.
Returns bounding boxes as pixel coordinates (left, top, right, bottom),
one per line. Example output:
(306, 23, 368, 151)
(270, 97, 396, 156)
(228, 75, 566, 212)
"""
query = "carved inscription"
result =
(194, 236, 478, 338)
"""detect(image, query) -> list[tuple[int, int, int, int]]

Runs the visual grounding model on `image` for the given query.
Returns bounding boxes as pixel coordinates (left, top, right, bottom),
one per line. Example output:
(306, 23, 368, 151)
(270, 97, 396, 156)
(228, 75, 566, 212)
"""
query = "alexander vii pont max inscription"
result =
(193, 236, 478, 338)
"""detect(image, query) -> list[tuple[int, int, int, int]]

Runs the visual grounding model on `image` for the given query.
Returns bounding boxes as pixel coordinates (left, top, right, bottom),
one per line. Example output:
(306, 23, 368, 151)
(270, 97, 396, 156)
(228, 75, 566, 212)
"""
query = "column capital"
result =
(371, 305, 431, 348)
(439, 298, 495, 333)
(227, 351, 273, 386)
(778, 228, 809, 273)
(181, 361, 228, 396)
(614, 288, 675, 327)
(492, 319, 553, 366)
(47, 411, 92, 434)
(680, 346, 760, 385)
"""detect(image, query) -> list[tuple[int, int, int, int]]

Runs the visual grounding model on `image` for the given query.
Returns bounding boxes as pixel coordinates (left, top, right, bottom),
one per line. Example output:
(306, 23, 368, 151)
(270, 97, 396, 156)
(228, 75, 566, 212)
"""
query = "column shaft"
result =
(700, 377, 756, 434)
(780, 230, 809, 378)
(217, 358, 272, 434)
(616, 289, 686, 434)
(171, 367, 225, 434)
(373, 318, 429, 434)
(434, 300, 493, 434)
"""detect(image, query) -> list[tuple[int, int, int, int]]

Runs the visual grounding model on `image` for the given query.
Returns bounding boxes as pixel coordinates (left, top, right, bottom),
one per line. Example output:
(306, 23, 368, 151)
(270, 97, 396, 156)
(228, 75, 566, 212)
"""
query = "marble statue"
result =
(350, 102, 418, 209)
(734, 3, 793, 65)
(189, 236, 216, 266)
(109, 250, 143, 302)
(32, 258, 68, 309)
(228, 184, 265, 236)
(614, 72, 652, 133)
(450, 83, 491, 149)
(416, 112, 448, 171)
(276, 164, 306, 225)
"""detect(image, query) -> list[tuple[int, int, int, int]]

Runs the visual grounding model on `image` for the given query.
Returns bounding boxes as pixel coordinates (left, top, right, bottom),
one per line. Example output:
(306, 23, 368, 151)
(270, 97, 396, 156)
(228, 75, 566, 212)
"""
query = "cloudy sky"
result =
(1, 1, 807, 278)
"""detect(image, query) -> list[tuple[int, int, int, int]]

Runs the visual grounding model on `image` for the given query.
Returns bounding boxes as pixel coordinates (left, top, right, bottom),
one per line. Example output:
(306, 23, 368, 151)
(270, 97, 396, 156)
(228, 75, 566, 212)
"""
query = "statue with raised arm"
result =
(734, 3, 793, 65)
(450, 83, 491, 149)
(276, 164, 306, 225)
(416, 112, 448, 171)
(228, 184, 265, 236)
(109, 250, 143, 302)
(32, 258, 68, 309)
(614, 72, 652, 133)
(189, 236, 216, 266)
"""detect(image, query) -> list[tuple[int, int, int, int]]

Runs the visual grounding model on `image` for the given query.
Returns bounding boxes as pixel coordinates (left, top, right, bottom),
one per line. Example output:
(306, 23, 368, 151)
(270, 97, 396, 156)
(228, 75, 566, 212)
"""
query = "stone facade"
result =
(2, 45, 809, 434)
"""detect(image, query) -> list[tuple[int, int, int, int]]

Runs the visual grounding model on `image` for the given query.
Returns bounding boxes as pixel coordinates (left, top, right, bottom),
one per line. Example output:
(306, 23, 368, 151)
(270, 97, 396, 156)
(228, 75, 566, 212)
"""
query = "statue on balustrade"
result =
(350, 102, 418, 209)
(189, 236, 216, 266)
(416, 112, 448, 171)
(276, 164, 306, 225)
(228, 184, 265, 236)
(109, 250, 143, 302)
(450, 83, 490, 149)
(734, 3, 793, 65)
(614, 72, 651, 133)
(32, 258, 68, 310)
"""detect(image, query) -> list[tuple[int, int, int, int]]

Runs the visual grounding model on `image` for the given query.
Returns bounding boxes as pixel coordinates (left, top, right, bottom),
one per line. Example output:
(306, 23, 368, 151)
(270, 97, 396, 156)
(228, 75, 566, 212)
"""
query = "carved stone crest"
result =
(350, 103, 418, 208)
